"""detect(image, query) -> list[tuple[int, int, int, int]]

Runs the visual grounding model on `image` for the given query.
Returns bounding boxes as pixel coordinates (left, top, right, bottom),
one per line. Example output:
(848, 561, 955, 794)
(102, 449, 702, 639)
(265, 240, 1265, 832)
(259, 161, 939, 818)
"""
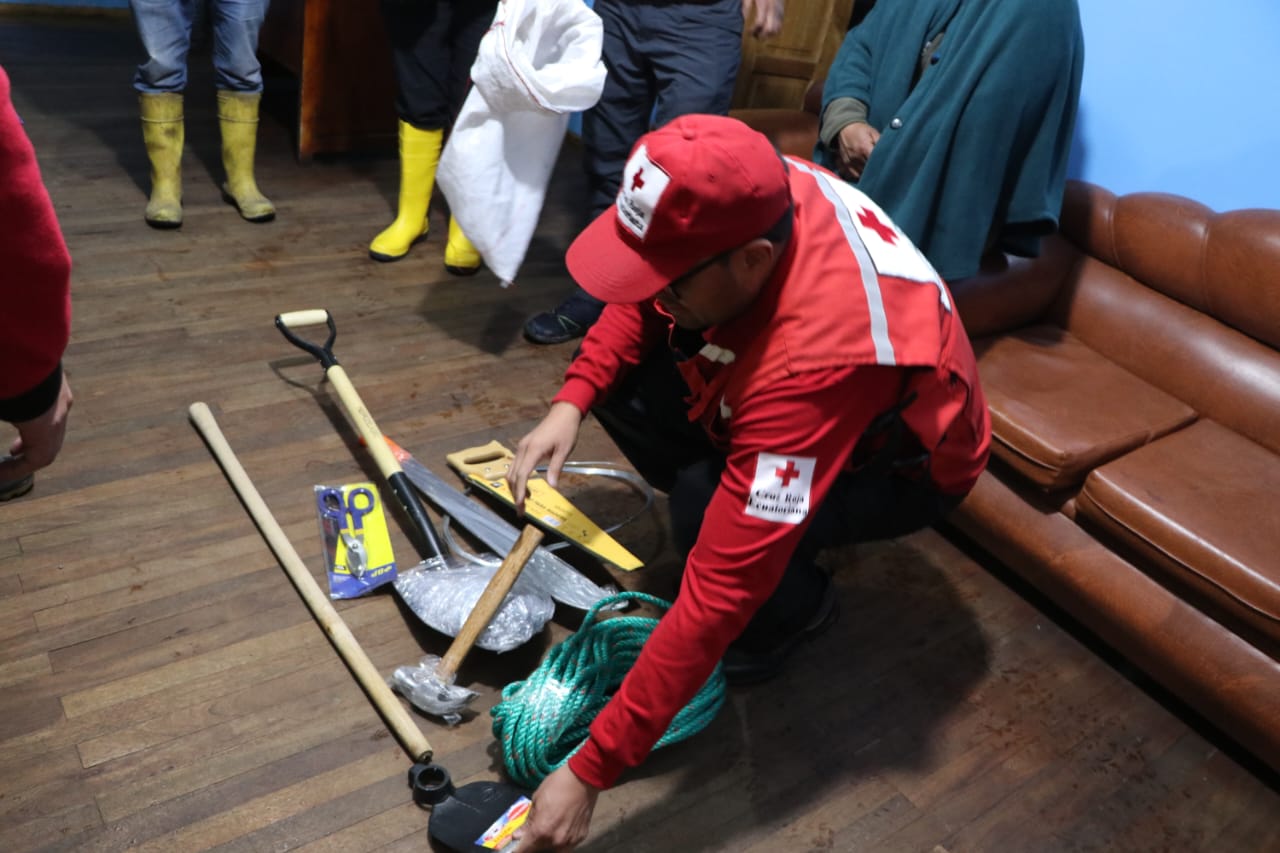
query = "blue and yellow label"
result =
(315, 482, 397, 598)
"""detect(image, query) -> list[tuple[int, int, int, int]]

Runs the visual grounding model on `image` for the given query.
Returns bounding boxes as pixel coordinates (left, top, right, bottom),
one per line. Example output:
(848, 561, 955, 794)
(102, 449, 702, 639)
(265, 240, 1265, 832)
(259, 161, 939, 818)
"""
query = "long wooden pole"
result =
(189, 402, 433, 764)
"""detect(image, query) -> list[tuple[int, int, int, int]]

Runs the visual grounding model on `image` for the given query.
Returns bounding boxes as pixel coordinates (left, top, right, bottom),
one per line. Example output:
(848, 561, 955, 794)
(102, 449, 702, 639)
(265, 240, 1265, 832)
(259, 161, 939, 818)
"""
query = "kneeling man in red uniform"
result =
(507, 114, 992, 851)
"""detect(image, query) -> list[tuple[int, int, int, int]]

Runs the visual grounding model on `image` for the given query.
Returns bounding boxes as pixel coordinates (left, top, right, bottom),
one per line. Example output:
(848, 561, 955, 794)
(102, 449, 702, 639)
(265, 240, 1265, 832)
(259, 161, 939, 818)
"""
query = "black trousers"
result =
(582, 0, 742, 216)
(379, 0, 498, 129)
(592, 347, 961, 649)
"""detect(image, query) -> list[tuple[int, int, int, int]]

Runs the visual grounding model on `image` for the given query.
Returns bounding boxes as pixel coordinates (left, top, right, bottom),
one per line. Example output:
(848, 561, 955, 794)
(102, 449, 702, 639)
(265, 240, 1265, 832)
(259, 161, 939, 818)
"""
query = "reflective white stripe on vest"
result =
(699, 343, 736, 364)
(788, 158, 897, 365)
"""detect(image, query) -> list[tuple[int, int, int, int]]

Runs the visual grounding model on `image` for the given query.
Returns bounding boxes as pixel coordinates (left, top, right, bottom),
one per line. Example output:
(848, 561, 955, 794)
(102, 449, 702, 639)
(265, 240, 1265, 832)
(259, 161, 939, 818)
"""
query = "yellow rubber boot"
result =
(139, 92, 184, 228)
(444, 216, 482, 275)
(217, 90, 275, 222)
(370, 122, 443, 262)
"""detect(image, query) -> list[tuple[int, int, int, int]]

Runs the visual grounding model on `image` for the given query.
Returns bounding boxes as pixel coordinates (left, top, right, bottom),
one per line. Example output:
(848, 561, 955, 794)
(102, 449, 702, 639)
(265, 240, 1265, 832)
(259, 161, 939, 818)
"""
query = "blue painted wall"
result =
(1068, 0, 1279, 211)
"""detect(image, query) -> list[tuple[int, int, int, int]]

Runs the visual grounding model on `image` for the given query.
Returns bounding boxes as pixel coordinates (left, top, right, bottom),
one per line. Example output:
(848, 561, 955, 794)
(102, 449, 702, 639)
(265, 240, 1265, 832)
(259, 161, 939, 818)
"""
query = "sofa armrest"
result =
(951, 235, 1079, 338)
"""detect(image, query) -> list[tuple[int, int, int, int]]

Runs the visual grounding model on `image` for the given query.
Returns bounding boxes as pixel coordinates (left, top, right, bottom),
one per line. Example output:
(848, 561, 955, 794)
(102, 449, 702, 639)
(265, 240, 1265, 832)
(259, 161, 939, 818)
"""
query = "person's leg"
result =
(649, 0, 742, 127)
(131, 0, 193, 227)
(592, 348, 960, 684)
(370, 0, 452, 261)
(210, 0, 274, 221)
(592, 344, 832, 676)
(725, 411, 964, 682)
(443, 0, 496, 115)
(131, 0, 194, 94)
(208, 0, 266, 93)
(440, 0, 499, 275)
(580, 0, 656, 219)
(591, 346, 718, 495)
(523, 0, 653, 345)
(663, 446, 834, 666)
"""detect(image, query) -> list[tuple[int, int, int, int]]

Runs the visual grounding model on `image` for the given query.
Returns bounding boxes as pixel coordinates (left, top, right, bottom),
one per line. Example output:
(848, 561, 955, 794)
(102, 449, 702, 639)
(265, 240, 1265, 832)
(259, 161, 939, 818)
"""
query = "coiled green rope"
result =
(491, 591, 728, 789)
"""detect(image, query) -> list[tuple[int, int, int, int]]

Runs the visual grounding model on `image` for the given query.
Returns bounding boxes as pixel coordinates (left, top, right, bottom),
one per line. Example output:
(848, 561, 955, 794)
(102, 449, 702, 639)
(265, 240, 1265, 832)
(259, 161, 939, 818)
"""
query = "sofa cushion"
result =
(1076, 419, 1280, 649)
(973, 325, 1197, 490)
(951, 470, 1280, 773)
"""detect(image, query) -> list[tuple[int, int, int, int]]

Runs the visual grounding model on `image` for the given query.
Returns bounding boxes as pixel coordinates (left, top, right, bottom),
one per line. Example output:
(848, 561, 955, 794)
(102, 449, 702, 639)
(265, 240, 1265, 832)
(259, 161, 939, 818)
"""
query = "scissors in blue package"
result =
(318, 486, 376, 577)
(318, 486, 376, 530)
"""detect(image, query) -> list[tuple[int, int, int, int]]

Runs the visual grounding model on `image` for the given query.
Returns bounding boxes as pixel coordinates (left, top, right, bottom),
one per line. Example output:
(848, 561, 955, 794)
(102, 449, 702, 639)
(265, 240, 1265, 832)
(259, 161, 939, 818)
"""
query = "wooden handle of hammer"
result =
(189, 402, 434, 764)
(436, 524, 545, 682)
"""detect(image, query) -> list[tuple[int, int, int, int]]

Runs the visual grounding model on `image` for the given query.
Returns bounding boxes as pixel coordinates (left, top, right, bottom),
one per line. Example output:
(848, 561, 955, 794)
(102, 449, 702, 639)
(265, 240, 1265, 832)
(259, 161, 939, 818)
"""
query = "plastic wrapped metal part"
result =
(389, 654, 477, 725)
(396, 453, 620, 610)
(393, 558, 555, 653)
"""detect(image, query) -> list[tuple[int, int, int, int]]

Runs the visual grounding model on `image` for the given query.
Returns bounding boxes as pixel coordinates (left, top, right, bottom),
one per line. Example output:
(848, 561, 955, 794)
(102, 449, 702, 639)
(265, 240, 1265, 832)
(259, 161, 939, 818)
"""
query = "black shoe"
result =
(523, 288, 604, 345)
(721, 574, 839, 687)
(0, 473, 34, 502)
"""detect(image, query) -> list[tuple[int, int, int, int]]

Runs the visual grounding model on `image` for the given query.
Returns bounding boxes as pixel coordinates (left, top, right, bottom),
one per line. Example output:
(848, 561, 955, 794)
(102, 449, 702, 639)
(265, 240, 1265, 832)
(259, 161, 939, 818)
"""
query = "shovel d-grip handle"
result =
(275, 308, 339, 367)
(276, 309, 447, 561)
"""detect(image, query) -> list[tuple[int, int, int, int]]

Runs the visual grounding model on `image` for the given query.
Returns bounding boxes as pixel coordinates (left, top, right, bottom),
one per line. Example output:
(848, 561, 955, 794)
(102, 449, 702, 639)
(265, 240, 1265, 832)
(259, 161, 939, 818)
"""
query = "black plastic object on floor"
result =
(410, 762, 531, 851)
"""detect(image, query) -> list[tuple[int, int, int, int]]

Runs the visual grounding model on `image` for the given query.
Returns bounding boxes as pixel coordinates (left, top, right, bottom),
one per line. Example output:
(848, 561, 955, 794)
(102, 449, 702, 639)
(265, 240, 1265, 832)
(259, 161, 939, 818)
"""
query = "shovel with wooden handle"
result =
(275, 309, 446, 563)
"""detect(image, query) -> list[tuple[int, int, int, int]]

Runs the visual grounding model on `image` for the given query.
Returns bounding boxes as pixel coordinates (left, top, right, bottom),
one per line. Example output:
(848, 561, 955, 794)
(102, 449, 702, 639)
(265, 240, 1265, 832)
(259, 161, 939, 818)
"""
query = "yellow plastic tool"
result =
(445, 441, 643, 572)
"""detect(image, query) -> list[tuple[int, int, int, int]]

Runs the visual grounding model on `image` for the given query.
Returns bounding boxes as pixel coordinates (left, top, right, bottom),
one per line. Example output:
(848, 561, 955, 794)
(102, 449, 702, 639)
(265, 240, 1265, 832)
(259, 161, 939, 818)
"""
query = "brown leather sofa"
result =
(948, 183, 1280, 774)
(732, 102, 1280, 773)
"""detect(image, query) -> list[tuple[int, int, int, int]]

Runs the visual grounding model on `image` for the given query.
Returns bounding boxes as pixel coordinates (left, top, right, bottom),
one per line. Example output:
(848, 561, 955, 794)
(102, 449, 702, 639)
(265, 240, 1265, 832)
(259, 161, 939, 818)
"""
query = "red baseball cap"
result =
(566, 114, 792, 304)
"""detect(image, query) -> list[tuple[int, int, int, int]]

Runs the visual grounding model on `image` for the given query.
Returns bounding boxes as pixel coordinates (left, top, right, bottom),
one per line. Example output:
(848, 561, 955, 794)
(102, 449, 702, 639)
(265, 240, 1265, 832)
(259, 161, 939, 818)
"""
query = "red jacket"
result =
(0, 64, 72, 423)
(555, 157, 991, 789)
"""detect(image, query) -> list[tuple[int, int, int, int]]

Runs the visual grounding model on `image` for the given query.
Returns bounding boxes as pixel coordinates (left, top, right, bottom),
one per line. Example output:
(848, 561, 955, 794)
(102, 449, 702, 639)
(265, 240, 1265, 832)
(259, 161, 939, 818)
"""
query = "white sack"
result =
(437, 0, 606, 285)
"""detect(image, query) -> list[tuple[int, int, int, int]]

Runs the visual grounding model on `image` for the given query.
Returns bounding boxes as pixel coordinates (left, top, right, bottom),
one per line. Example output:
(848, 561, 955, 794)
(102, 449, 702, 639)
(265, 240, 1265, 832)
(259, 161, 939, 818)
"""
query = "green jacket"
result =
(818, 0, 1084, 281)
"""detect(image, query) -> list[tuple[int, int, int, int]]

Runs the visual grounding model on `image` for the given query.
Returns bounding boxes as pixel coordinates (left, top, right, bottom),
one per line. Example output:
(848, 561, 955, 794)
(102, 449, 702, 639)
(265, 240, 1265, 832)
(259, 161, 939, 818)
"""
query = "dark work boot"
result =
(523, 287, 605, 344)
(721, 571, 840, 686)
(0, 473, 34, 502)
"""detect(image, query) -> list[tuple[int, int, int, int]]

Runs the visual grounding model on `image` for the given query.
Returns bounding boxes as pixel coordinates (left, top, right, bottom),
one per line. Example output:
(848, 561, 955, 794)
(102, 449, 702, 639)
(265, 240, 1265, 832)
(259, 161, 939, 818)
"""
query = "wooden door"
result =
(258, 0, 398, 160)
(732, 0, 855, 110)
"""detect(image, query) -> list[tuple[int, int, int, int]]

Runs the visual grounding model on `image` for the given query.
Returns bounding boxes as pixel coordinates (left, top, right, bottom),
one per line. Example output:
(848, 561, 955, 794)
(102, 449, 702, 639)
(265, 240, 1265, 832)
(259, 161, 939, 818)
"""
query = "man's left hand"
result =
(515, 765, 600, 851)
(743, 0, 785, 39)
(0, 372, 72, 483)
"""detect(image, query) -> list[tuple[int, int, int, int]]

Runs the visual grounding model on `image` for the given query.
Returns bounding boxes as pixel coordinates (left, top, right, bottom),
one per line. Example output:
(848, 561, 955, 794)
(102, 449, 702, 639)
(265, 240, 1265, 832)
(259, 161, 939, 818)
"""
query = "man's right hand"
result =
(835, 122, 880, 181)
(743, 0, 785, 39)
(508, 401, 584, 513)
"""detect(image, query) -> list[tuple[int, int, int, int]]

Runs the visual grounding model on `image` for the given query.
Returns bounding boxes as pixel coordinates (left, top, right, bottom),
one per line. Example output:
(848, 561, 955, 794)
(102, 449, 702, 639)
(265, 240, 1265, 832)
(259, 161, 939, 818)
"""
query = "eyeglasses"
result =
(659, 248, 734, 303)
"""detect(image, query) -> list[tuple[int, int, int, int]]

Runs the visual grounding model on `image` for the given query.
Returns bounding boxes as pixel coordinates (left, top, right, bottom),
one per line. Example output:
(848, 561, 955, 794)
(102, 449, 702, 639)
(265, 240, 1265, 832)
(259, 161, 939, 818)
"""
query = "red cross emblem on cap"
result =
(858, 207, 898, 244)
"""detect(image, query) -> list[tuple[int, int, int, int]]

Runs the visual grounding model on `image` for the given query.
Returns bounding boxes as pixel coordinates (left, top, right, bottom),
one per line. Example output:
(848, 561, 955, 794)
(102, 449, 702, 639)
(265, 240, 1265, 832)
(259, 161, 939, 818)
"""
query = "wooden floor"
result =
(2, 13, 1277, 853)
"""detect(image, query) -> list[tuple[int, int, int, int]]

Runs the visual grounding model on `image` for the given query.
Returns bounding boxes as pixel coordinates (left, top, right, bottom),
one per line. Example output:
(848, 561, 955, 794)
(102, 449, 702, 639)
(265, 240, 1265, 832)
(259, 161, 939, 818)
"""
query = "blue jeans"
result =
(583, 0, 742, 215)
(130, 0, 270, 93)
